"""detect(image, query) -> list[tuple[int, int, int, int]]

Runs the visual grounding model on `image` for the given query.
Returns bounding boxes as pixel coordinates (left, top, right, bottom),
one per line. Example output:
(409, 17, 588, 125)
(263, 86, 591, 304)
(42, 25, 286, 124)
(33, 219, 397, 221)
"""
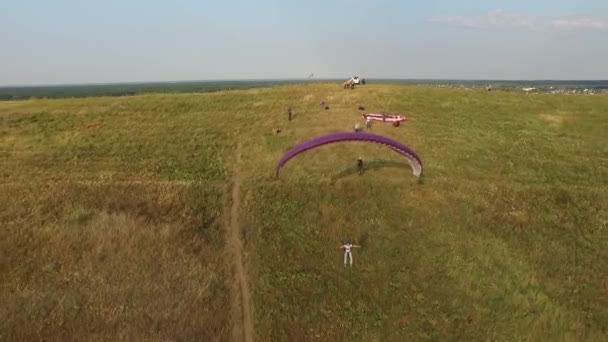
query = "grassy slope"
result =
(0, 94, 233, 340)
(1, 84, 607, 340)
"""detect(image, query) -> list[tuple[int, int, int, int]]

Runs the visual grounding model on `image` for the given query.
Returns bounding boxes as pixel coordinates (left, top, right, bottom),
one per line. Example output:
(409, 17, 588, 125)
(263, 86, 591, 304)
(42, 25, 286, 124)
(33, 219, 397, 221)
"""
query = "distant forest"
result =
(0, 80, 318, 100)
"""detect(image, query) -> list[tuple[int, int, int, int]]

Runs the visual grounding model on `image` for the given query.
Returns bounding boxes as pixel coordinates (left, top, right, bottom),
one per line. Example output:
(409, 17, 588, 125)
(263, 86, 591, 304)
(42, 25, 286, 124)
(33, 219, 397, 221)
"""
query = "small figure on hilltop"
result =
(287, 107, 292, 121)
(366, 118, 372, 129)
(341, 240, 361, 267)
(357, 156, 364, 175)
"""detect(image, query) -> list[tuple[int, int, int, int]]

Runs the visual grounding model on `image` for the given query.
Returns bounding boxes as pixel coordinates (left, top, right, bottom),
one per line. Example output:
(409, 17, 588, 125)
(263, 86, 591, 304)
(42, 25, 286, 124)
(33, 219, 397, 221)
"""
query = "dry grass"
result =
(0, 94, 232, 340)
(1, 83, 607, 340)
(0, 182, 229, 341)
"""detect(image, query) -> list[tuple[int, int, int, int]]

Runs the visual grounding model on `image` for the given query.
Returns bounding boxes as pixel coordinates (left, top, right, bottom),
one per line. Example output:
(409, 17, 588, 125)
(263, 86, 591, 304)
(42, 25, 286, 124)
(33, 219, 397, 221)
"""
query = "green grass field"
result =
(1, 84, 607, 340)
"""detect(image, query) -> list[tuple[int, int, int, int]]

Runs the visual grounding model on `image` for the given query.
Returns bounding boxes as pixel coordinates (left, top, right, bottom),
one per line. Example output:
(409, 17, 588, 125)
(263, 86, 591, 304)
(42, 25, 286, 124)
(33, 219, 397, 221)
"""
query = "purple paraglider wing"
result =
(275, 132, 422, 177)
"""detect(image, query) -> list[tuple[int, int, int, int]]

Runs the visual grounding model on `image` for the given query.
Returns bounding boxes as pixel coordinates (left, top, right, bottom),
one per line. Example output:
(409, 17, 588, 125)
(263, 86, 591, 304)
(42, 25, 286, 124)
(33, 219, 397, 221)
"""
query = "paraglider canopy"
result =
(275, 132, 423, 178)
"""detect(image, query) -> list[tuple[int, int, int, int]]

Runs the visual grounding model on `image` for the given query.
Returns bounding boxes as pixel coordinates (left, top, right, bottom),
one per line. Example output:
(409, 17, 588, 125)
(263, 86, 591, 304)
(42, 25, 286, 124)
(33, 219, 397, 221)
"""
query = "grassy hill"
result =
(1, 84, 607, 340)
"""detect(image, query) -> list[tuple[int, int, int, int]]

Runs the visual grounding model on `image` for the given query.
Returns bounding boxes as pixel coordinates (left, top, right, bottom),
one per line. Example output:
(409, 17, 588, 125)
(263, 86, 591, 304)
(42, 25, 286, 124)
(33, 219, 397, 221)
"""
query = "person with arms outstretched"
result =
(341, 240, 361, 266)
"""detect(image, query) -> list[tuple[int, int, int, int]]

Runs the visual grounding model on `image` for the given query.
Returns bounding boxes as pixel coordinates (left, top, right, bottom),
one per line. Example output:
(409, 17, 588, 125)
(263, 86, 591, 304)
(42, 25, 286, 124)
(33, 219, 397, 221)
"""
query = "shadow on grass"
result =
(358, 231, 369, 249)
(330, 160, 411, 183)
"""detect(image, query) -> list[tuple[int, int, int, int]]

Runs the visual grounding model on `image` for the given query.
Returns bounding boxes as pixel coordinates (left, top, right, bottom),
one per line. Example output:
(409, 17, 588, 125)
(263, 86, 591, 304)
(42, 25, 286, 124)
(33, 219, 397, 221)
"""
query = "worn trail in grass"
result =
(224, 143, 254, 342)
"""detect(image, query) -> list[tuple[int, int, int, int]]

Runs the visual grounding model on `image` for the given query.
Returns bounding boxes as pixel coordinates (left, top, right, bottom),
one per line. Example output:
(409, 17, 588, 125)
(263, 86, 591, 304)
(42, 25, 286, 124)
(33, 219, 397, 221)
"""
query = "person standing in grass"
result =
(357, 156, 364, 175)
(341, 240, 361, 267)
(288, 107, 292, 121)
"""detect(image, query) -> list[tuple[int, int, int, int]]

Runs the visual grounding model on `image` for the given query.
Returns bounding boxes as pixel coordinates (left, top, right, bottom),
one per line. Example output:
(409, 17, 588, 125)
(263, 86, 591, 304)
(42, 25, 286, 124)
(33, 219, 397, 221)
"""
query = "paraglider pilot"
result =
(288, 108, 292, 121)
(341, 240, 361, 266)
(357, 156, 364, 175)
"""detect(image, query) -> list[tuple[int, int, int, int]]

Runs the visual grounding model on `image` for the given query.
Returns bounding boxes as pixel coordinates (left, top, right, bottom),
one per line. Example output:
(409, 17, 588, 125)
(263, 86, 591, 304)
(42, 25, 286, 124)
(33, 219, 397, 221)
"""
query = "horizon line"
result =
(2, 77, 608, 88)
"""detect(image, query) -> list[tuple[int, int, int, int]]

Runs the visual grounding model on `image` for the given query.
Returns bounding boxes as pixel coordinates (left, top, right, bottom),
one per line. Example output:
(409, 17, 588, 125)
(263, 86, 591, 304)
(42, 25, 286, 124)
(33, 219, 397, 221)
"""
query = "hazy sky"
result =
(1, 0, 608, 86)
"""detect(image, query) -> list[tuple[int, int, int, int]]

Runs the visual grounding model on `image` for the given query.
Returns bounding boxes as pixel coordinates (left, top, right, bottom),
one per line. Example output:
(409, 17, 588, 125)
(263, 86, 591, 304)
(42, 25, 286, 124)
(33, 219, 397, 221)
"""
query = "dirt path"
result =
(224, 143, 254, 342)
